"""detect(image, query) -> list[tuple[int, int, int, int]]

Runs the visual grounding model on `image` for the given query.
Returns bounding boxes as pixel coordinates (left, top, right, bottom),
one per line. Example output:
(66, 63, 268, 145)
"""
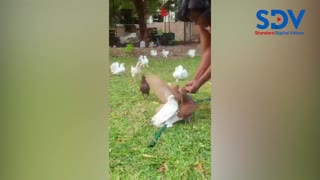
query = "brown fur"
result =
(145, 74, 197, 121)
(170, 85, 197, 120)
(178, 90, 197, 119)
(169, 84, 182, 104)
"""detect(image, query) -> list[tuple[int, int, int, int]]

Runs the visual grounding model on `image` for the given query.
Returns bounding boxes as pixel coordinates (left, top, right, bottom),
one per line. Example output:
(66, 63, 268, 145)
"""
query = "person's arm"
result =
(183, 25, 211, 93)
(183, 64, 211, 94)
(193, 46, 211, 81)
(196, 65, 211, 90)
(198, 25, 210, 52)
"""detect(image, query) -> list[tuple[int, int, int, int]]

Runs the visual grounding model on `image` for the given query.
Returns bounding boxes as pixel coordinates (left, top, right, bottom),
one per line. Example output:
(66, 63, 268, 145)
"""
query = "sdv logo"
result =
(256, 9, 305, 30)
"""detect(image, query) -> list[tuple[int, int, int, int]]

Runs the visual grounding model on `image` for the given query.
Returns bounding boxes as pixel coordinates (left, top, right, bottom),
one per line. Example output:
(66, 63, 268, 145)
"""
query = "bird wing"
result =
(164, 113, 182, 128)
(145, 74, 174, 103)
(151, 96, 179, 127)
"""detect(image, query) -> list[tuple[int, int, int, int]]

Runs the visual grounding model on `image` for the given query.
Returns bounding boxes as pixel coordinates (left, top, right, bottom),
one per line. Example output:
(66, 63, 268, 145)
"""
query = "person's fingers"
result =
(185, 82, 192, 86)
(186, 80, 195, 86)
(184, 85, 197, 94)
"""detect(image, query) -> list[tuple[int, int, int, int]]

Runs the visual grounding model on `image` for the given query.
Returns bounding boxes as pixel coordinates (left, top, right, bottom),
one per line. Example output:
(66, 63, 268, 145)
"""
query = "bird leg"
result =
(184, 116, 192, 124)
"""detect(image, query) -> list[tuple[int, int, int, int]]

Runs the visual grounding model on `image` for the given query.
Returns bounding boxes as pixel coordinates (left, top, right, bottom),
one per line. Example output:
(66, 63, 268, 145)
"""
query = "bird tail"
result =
(145, 74, 174, 103)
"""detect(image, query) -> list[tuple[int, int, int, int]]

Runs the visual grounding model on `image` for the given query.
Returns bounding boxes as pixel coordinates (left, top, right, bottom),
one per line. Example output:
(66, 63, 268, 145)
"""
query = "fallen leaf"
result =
(194, 160, 204, 172)
(158, 162, 168, 173)
(142, 154, 154, 158)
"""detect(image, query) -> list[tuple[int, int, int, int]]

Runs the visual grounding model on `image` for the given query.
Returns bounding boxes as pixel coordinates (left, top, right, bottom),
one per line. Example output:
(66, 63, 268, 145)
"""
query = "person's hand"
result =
(183, 80, 200, 94)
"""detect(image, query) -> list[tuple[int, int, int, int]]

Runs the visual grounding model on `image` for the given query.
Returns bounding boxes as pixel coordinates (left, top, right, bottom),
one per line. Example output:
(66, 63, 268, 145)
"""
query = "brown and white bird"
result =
(140, 74, 150, 98)
(177, 88, 197, 123)
(164, 84, 197, 127)
(145, 74, 179, 127)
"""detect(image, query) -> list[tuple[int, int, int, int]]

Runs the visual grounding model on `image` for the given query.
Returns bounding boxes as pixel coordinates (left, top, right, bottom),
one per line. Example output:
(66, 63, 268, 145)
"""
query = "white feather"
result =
(165, 113, 183, 128)
(110, 62, 125, 75)
(173, 65, 188, 82)
(151, 95, 179, 127)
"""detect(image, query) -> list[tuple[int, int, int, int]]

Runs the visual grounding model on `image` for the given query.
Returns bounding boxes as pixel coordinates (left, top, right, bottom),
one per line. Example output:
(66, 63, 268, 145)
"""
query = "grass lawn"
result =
(108, 55, 211, 179)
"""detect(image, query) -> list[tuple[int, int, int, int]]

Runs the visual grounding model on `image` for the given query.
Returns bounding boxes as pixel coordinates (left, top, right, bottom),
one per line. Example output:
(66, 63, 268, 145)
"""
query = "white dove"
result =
(173, 65, 188, 82)
(151, 95, 179, 127)
(150, 50, 157, 57)
(131, 61, 142, 78)
(138, 55, 144, 62)
(110, 62, 125, 75)
(141, 55, 149, 67)
(187, 49, 196, 58)
(161, 49, 169, 58)
(137, 55, 149, 68)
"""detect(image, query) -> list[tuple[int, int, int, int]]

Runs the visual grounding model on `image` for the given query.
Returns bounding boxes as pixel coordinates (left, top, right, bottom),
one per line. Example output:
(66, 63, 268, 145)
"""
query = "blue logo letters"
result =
(256, 9, 305, 30)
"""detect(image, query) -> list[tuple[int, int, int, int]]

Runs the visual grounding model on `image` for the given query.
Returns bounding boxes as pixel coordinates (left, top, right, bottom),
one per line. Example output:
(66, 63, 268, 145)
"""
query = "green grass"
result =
(108, 56, 211, 179)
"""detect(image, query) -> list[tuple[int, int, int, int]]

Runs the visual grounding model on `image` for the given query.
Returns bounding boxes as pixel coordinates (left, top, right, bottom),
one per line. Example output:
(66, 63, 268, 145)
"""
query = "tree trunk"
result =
(132, 0, 148, 42)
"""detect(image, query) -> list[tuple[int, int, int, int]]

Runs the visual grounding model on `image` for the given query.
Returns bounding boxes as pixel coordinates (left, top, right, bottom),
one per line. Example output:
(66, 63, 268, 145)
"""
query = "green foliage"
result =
(146, 0, 163, 15)
(109, 56, 212, 179)
(124, 43, 134, 54)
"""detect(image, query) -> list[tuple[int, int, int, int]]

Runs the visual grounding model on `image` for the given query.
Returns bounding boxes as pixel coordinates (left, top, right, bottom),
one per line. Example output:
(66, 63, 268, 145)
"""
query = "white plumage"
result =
(187, 49, 196, 58)
(161, 49, 169, 58)
(138, 55, 144, 62)
(173, 65, 189, 82)
(131, 61, 142, 78)
(138, 55, 149, 67)
(110, 62, 125, 75)
(164, 113, 182, 128)
(150, 50, 157, 57)
(151, 95, 179, 127)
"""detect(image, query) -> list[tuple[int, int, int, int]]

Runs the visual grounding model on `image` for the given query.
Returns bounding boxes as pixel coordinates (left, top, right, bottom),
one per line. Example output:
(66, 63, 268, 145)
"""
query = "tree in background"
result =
(110, 0, 178, 42)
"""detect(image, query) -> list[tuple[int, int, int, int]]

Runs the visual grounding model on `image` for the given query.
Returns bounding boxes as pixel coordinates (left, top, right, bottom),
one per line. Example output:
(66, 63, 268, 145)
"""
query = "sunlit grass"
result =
(108, 55, 211, 179)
